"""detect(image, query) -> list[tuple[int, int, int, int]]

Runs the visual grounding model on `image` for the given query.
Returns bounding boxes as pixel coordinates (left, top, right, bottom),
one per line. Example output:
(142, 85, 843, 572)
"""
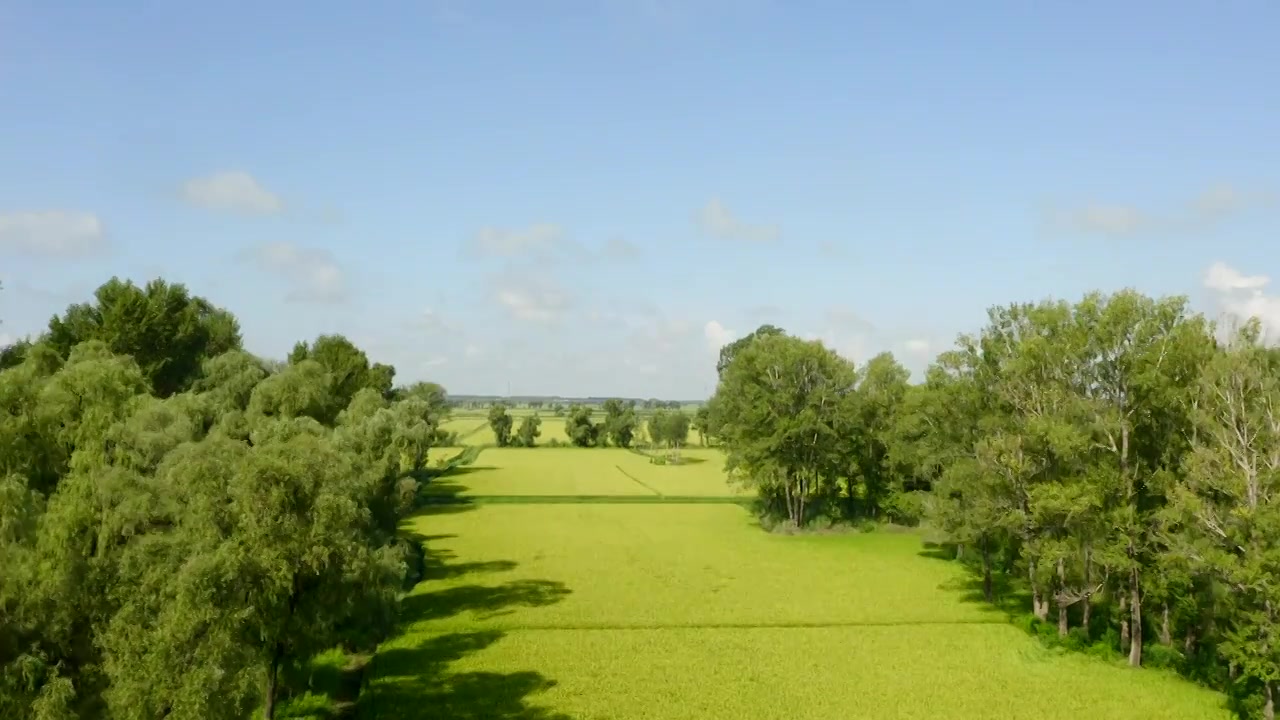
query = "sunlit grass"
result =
(363, 499, 1231, 719)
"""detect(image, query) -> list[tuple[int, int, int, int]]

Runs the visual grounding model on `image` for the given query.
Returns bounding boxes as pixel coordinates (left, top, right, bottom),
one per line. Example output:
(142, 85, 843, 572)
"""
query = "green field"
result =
(362, 452, 1231, 719)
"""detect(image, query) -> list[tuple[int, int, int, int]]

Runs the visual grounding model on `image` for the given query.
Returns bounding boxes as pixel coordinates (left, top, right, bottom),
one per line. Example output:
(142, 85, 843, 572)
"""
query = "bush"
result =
(857, 519, 878, 534)
(546, 438, 565, 448)
(1143, 643, 1185, 671)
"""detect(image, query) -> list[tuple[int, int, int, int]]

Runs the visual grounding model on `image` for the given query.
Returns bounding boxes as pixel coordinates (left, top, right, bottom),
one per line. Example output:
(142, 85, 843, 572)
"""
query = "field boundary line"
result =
(424, 618, 1009, 632)
(417, 494, 751, 505)
(612, 465, 663, 496)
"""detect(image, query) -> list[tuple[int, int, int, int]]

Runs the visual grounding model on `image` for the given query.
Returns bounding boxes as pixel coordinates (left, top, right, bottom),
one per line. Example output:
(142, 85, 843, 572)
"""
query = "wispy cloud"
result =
(490, 273, 571, 324)
(468, 223, 567, 260)
(695, 198, 780, 243)
(244, 241, 347, 303)
(1049, 184, 1275, 238)
(0, 210, 107, 258)
(182, 171, 285, 215)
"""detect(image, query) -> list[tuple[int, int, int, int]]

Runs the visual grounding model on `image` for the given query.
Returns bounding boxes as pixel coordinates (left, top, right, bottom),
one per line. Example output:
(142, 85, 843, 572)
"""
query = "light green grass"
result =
(422, 448, 653, 497)
(363, 501, 1230, 719)
(613, 448, 752, 497)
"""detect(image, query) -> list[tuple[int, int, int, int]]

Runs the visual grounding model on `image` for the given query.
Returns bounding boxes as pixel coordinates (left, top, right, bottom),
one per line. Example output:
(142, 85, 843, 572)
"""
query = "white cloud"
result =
(182, 171, 284, 215)
(695, 198, 779, 243)
(904, 338, 932, 356)
(1205, 261, 1269, 292)
(464, 343, 483, 359)
(1203, 261, 1280, 338)
(469, 223, 565, 258)
(804, 329, 867, 364)
(0, 332, 13, 347)
(704, 320, 735, 352)
(492, 276, 570, 324)
(0, 211, 107, 257)
(1056, 205, 1148, 237)
(246, 241, 347, 302)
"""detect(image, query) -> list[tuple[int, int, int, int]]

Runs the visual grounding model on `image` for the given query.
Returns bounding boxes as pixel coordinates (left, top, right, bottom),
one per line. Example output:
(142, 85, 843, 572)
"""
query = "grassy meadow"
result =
(356, 448, 1233, 720)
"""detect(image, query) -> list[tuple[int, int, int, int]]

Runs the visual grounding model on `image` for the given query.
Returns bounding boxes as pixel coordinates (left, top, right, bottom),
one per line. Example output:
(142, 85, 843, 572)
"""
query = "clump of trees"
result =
(709, 293, 1280, 718)
(0, 276, 448, 719)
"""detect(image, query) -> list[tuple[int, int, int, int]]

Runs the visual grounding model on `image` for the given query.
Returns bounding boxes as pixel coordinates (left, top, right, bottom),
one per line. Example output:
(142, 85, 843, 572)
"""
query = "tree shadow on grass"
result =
(361, 549, 575, 719)
(916, 545, 1035, 619)
(362, 632, 573, 719)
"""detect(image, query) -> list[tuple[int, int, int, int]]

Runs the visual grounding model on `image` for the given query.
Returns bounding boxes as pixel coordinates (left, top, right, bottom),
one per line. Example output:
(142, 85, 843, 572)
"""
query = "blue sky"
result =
(1, 0, 1277, 399)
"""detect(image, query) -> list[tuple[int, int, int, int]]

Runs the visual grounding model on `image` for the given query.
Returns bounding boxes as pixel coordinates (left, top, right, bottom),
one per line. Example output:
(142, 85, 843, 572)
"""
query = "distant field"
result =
(440, 412, 709, 448)
(364, 499, 1231, 719)
(421, 447, 744, 499)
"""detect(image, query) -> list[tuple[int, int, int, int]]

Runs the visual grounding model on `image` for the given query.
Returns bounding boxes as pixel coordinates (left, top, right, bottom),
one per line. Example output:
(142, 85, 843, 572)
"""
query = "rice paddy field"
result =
(359, 448, 1231, 720)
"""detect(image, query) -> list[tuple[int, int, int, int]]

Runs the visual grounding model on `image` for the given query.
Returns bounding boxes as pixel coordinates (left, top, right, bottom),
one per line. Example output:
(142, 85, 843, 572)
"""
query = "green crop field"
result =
(421, 447, 745, 499)
(362, 455, 1231, 720)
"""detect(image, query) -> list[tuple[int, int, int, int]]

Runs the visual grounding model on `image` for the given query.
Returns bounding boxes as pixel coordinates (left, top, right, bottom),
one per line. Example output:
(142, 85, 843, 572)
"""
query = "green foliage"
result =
(487, 403, 514, 447)
(0, 279, 440, 719)
(602, 398, 638, 448)
(45, 277, 241, 397)
(564, 405, 599, 447)
(514, 414, 542, 448)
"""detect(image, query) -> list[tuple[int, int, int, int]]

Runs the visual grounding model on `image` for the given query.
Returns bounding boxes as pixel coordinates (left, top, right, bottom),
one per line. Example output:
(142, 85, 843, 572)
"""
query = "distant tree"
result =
(692, 405, 711, 446)
(551, 403, 566, 417)
(515, 415, 542, 448)
(488, 403, 514, 447)
(565, 404, 599, 447)
(45, 277, 243, 397)
(602, 398, 638, 448)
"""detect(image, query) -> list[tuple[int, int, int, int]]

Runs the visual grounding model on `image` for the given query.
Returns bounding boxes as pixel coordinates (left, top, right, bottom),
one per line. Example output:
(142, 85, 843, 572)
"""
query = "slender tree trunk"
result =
(1184, 625, 1196, 655)
(1029, 559, 1047, 620)
(1128, 563, 1143, 667)
(980, 539, 993, 603)
(1160, 603, 1171, 646)
(1120, 589, 1130, 649)
(1083, 545, 1093, 635)
(1266, 682, 1275, 720)
(1057, 558, 1070, 637)
(264, 642, 284, 720)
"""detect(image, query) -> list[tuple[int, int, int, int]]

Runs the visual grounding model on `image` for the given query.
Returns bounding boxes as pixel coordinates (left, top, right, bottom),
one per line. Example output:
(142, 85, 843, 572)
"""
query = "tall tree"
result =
(712, 332, 857, 526)
(565, 405, 599, 447)
(602, 398, 638, 448)
(45, 278, 242, 397)
(488, 404, 514, 447)
(515, 414, 542, 448)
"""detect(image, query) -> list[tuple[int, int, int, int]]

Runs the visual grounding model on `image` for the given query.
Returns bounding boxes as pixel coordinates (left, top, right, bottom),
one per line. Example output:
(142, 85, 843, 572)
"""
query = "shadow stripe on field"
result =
(419, 495, 752, 504)
(428, 619, 1009, 631)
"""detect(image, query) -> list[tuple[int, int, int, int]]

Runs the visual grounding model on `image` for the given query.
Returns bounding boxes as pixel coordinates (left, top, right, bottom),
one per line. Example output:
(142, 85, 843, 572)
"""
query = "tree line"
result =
(0, 277, 452, 719)
(485, 399, 695, 450)
(707, 294, 1280, 719)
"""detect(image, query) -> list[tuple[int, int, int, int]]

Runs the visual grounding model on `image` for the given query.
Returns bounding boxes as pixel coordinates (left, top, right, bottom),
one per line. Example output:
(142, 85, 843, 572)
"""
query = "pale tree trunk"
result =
(1266, 682, 1275, 720)
(1057, 558, 1070, 637)
(1081, 548, 1092, 636)
(1120, 588, 1130, 649)
(1128, 563, 1143, 667)
(1184, 625, 1196, 655)
(980, 538, 993, 603)
(1030, 560, 1049, 621)
(1082, 597, 1091, 636)
(1160, 603, 1172, 646)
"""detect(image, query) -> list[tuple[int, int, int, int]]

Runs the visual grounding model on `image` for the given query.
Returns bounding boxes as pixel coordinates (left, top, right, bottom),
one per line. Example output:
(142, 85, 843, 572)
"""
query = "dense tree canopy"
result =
(0, 277, 448, 720)
(706, 292, 1280, 718)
